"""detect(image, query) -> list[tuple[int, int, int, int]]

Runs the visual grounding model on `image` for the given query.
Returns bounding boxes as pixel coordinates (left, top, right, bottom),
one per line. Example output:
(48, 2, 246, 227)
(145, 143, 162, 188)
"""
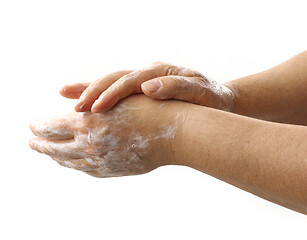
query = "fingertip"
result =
(91, 95, 107, 113)
(74, 101, 86, 112)
(29, 120, 38, 134)
(141, 80, 162, 94)
(74, 103, 81, 112)
(28, 137, 40, 152)
(59, 86, 67, 96)
(28, 138, 35, 150)
(74, 106, 82, 112)
(91, 104, 98, 113)
(29, 121, 34, 131)
(91, 108, 101, 113)
(59, 83, 90, 99)
(141, 84, 154, 96)
(59, 85, 77, 99)
(91, 104, 105, 113)
(92, 98, 113, 113)
(141, 81, 168, 99)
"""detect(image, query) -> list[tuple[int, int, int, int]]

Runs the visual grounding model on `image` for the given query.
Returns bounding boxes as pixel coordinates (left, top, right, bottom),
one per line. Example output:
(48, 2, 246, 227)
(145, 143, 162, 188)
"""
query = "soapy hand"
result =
(29, 95, 183, 177)
(60, 62, 234, 113)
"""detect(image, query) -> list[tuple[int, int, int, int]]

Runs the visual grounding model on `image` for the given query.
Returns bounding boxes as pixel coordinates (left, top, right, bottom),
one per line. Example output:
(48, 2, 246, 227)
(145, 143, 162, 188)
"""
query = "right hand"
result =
(59, 62, 234, 113)
(29, 94, 184, 178)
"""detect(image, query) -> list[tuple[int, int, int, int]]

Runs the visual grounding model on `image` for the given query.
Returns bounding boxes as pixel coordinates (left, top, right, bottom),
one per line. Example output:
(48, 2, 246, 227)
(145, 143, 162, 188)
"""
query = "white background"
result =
(0, 0, 306, 239)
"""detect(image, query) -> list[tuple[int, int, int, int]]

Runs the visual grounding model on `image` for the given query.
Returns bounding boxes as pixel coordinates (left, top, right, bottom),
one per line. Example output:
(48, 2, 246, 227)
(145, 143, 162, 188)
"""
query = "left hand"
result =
(60, 62, 234, 113)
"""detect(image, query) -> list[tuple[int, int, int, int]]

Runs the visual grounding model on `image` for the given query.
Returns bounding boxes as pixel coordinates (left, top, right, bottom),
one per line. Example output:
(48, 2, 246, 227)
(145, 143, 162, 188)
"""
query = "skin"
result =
(29, 51, 307, 213)
(179, 103, 307, 215)
(29, 94, 307, 214)
(29, 95, 180, 177)
(60, 51, 307, 126)
(60, 62, 234, 113)
(227, 50, 307, 125)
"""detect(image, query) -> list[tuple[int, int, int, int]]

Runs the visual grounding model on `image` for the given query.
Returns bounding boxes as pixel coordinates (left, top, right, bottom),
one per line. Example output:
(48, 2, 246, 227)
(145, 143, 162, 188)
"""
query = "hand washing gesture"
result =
(60, 62, 234, 113)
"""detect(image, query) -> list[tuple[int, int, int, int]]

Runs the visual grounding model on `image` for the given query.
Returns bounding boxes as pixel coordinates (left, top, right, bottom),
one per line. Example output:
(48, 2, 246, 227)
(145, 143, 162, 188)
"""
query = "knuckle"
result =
(152, 61, 169, 71)
(167, 76, 204, 97)
(151, 62, 174, 76)
(166, 65, 182, 76)
(172, 76, 184, 87)
(124, 71, 135, 78)
(160, 76, 180, 89)
(173, 76, 190, 88)
(151, 61, 165, 65)
(159, 77, 180, 98)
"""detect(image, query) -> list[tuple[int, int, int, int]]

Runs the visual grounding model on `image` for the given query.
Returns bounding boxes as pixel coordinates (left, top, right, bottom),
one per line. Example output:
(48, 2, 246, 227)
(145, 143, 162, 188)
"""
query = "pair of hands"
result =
(29, 62, 235, 177)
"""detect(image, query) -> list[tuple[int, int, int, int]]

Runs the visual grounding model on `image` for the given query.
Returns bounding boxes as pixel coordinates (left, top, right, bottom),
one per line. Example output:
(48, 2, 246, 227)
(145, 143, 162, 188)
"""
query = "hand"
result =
(60, 62, 234, 113)
(29, 95, 183, 177)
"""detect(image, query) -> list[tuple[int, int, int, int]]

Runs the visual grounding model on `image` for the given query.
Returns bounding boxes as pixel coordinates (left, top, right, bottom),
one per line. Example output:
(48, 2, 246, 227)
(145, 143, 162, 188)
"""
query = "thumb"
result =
(141, 76, 206, 104)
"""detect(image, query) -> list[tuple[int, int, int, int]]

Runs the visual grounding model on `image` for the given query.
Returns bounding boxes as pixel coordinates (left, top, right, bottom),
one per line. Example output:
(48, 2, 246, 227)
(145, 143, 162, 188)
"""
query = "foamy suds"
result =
(30, 100, 182, 178)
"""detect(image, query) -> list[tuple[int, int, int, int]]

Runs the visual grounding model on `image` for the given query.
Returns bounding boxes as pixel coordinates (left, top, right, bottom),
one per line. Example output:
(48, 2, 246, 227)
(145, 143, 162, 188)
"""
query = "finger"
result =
(29, 115, 74, 140)
(83, 170, 104, 178)
(75, 70, 133, 112)
(29, 137, 82, 158)
(141, 76, 209, 105)
(59, 82, 91, 99)
(91, 64, 170, 113)
(51, 157, 100, 171)
(166, 64, 204, 78)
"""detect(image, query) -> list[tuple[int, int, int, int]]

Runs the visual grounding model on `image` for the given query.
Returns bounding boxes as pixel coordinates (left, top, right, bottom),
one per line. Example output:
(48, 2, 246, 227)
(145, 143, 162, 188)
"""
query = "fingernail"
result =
(92, 99, 110, 113)
(142, 80, 161, 93)
(76, 101, 86, 112)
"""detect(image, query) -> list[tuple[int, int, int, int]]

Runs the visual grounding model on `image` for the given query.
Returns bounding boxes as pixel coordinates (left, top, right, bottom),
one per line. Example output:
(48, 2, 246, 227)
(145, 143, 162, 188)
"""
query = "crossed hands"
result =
(29, 62, 234, 177)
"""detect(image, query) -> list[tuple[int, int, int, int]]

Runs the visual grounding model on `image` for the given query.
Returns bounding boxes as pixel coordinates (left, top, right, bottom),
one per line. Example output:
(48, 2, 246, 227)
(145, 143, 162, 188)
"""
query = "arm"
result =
(226, 51, 307, 125)
(175, 103, 307, 214)
(29, 95, 307, 214)
(61, 52, 307, 126)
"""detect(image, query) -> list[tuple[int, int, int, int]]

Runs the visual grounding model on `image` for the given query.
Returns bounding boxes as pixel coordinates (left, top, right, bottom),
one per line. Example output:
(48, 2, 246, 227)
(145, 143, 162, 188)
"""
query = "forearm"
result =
(175, 104, 307, 214)
(225, 51, 307, 125)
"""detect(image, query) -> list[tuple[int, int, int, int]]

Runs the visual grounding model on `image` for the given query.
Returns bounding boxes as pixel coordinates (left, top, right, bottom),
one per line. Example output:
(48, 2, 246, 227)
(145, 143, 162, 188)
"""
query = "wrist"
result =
(220, 83, 235, 112)
(137, 98, 190, 168)
(223, 81, 243, 115)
